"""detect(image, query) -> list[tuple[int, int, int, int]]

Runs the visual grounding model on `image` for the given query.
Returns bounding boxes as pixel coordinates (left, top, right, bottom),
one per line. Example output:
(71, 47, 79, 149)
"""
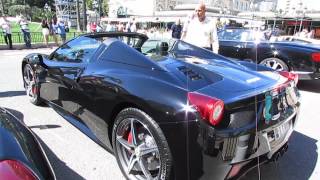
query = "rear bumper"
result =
(187, 104, 299, 180)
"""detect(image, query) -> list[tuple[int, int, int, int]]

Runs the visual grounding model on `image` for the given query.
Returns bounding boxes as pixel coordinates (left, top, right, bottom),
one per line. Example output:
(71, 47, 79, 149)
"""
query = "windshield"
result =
(171, 40, 229, 60)
(218, 29, 267, 41)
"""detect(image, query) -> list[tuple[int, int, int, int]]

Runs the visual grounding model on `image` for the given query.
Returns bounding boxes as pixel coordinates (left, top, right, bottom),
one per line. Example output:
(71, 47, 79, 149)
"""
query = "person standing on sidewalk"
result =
(171, 19, 182, 39)
(18, 16, 32, 48)
(50, 18, 59, 46)
(57, 19, 66, 44)
(181, 2, 219, 53)
(41, 19, 50, 48)
(0, 16, 13, 49)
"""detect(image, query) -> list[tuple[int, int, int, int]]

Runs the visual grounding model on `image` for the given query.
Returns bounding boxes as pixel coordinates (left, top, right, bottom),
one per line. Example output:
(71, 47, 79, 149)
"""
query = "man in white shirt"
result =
(0, 17, 12, 49)
(181, 3, 219, 53)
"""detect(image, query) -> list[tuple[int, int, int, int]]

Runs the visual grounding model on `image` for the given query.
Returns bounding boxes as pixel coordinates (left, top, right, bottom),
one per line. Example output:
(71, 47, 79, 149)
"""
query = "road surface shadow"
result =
(29, 124, 62, 130)
(243, 131, 318, 180)
(0, 91, 26, 98)
(298, 80, 320, 93)
(36, 137, 85, 180)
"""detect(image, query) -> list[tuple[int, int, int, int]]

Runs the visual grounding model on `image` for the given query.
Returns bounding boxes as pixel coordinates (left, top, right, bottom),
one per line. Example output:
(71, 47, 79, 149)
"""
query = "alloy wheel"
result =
(260, 58, 286, 71)
(23, 65, 37, 101)
(115, 118, 161, 180)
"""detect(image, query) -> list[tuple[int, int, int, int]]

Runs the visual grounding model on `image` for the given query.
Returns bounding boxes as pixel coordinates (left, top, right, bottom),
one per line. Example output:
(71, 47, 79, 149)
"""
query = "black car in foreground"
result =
(0, 107, 55, 180)
(218, 28, 320, 80)
(22, 32, 300, 179)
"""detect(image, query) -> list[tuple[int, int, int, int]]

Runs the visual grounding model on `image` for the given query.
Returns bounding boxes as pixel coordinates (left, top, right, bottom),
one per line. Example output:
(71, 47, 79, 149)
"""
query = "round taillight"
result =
(188, 92, 224, 126)
(210, 101, 224, 125)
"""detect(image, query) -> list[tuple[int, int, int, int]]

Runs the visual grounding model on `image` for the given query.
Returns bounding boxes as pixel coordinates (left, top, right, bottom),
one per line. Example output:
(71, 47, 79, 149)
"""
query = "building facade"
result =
(108, 0, 251, 18)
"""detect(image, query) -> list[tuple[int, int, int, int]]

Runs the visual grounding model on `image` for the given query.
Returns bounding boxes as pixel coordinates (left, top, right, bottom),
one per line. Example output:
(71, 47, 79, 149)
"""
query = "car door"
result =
(40, 36, 101, 115)
(72, 33, 148, 148)
(218, 29, 248, 60)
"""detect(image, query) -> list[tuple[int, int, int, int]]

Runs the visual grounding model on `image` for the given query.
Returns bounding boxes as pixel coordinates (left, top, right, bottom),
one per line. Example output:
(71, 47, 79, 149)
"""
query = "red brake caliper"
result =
(32, 85, 37, 94)
(31, 75, 37, 95)
(127, 131, 133, 144)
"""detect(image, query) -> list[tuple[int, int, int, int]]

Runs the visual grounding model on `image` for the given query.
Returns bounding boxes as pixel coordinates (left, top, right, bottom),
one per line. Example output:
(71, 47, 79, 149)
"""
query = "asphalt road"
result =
(0, 48, 319, 180)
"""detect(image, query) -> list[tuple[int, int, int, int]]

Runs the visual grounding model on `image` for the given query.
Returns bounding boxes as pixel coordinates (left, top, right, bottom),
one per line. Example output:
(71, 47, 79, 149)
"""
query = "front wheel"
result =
(112, 108, 172, 180)
(259, 57, 289, 71)
(23, 64, 42, 105)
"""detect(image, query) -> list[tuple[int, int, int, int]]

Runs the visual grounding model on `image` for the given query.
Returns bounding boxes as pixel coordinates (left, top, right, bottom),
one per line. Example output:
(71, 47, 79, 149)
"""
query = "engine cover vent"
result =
(177, 66, 202, 81)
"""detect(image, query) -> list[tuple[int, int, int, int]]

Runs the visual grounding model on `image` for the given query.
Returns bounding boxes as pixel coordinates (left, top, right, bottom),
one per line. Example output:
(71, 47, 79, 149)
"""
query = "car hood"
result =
(158, 55, 282, 96)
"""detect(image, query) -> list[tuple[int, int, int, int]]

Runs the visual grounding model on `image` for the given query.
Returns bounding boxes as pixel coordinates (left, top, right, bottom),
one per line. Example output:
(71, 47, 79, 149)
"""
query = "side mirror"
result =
(30, 54, 43, 64)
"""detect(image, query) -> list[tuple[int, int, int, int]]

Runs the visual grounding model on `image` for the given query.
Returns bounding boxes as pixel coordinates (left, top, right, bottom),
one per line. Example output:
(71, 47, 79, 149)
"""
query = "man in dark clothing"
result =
(171, 19, 182, 39)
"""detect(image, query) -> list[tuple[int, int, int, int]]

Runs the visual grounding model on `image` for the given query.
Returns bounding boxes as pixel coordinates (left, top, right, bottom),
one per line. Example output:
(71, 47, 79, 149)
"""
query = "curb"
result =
(0, 42, 58, 50)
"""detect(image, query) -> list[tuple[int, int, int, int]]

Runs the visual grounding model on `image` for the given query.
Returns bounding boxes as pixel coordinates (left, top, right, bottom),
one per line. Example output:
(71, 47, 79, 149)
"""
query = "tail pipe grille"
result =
(222, 137, 238, 161)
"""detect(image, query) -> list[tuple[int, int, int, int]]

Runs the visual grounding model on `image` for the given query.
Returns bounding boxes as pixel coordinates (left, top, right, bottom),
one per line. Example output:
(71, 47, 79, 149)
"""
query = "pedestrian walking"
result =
(90, 22, 97, 32)
(41, 19, 50, 47)
(171, 19, 182, 39)
(49, 18, 59, 46)
(117, 22, 124, 32)
(18, 16, 32, 48)
(181, 3, 219, 53)
(0, 16, 12, 49)
(57, 19, 66, 44)
(96, 22, 103, 32)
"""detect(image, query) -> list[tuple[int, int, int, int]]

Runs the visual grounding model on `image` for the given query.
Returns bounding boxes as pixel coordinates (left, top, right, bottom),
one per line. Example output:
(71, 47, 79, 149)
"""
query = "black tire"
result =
(259, 57, 289, 71)
(23, 64, 42, 105)
(112, 108, 172, 180)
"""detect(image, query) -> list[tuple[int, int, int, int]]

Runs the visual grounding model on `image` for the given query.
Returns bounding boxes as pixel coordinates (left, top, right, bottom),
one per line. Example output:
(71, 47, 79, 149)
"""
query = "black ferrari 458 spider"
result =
(22, 32, 300, 179)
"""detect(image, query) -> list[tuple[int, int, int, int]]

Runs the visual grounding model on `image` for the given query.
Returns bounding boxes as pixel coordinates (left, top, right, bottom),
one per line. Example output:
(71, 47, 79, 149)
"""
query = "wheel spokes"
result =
(130, 119, 138, 146)
(117, 136, 134, 151)
(116, 118, 161, 180)
(139, 145, 158, 156)
(24, 66, 36, 98)
(127, 154, 138, 174)
(138, 157, 153, 180)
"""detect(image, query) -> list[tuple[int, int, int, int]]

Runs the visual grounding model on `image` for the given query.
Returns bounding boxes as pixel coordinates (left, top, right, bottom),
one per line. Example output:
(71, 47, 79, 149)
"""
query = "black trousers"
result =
(4, 33, 12, 49)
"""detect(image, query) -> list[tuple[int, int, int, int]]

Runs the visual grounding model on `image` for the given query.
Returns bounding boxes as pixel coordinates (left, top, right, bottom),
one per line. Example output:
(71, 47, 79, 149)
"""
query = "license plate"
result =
(274, 121, 291, 140)
(267, 120, 291, 144)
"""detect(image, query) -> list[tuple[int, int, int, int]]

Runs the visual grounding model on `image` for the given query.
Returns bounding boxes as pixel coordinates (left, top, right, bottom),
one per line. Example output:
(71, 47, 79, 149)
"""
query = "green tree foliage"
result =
(31, 6, 45, 22)
(102, 0, 109, 16)
(87, 0, 94, 10)
(8, 4, 30, 16)
(2, 0, 55, 16)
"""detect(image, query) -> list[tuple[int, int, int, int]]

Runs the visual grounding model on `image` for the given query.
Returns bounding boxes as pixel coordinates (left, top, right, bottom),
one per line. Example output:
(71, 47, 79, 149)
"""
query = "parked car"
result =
(22, 32, 300, 180)
(0, 107, 55, 180)
(218, 27, 320, 80)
